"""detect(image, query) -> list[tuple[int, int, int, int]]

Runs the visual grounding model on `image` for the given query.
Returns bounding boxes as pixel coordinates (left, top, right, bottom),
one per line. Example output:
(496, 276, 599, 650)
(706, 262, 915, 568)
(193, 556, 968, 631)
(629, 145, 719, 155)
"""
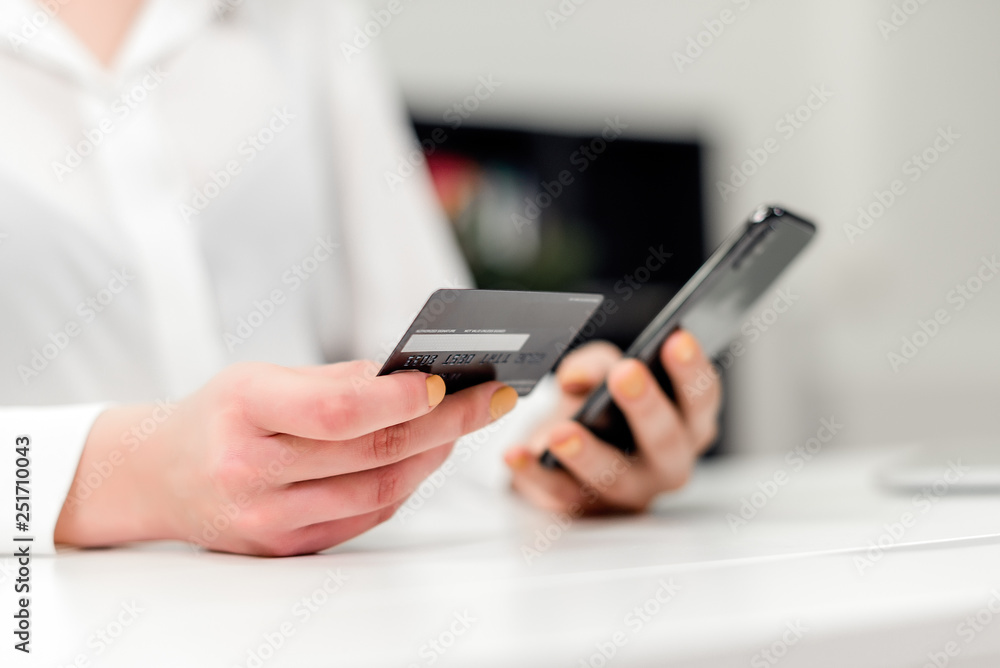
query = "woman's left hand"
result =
(504, 329, 722, 514)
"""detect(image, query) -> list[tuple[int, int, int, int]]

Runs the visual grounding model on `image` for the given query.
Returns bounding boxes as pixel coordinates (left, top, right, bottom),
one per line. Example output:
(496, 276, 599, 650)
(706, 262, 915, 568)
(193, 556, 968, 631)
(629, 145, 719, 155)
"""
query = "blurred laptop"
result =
(879, 439, 1000, 493)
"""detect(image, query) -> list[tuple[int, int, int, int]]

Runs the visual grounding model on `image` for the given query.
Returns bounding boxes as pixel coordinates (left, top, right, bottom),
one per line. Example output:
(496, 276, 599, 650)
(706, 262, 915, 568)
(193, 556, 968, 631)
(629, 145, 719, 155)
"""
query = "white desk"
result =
(7, 444, 1000, 668)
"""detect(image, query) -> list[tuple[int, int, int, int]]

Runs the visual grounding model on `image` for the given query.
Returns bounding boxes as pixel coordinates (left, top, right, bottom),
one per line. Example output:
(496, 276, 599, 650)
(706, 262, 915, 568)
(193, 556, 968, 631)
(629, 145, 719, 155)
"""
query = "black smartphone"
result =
(540, 205, 817, 468)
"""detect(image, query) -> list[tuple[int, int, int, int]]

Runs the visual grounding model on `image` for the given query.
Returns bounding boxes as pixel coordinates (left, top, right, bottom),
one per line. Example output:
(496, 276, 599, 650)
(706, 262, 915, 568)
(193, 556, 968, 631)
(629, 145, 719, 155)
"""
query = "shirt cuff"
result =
(0, 403, 110, 555)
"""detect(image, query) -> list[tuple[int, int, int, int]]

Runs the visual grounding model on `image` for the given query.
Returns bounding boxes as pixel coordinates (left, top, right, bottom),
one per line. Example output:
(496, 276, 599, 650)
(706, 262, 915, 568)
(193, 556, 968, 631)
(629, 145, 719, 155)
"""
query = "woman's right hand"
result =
(54, 360, 517, 556)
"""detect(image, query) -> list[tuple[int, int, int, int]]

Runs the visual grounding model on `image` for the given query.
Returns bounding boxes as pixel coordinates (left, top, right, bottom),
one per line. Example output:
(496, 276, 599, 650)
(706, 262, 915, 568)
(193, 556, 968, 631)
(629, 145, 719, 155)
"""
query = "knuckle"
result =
(368, 422, 412, 465)
(207, 452, 255, 495)
(232, 499, 285, 538)
(314, 392, 358, 438)
(372, 464, 404, 508)
(213, 362, 281, 427)
(213, 368, 254, 416)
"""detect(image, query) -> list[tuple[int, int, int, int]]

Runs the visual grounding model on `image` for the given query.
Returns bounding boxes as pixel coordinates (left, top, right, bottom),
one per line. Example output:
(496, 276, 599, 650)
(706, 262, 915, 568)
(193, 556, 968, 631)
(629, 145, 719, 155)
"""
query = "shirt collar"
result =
(0, 0, 219, 89)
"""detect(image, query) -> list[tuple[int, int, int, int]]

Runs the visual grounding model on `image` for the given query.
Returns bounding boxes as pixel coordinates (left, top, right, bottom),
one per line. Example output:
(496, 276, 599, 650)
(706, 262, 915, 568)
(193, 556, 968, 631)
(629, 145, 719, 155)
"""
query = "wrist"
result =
(54, 404, 179, 547)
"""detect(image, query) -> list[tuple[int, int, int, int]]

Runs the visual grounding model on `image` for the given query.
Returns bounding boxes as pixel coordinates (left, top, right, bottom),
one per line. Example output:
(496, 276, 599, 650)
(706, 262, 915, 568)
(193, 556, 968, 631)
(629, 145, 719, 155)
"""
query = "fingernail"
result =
(551, 435, 582, 458)
(490, 385, 518, 420)
(670, 330, 698, 364)
(618, 362, 646, 400)
(505, 450, 531, 471)
(426, 375, 446, 407)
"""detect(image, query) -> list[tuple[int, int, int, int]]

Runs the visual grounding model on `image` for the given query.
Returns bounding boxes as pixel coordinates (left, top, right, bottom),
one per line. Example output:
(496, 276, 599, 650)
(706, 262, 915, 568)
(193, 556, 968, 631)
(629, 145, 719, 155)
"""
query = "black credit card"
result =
(378, 289, 604, 395)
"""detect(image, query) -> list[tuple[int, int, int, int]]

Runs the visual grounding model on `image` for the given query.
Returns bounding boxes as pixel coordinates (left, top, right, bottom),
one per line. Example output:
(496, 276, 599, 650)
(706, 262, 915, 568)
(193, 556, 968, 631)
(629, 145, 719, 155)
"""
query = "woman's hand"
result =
(504, 330, 721, 514)
(55, 360, 517, 556)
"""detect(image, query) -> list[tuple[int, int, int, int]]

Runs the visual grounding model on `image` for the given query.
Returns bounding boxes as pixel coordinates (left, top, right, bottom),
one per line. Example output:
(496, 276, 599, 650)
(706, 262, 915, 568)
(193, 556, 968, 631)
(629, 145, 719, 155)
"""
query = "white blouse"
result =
(0, 0, 479, 554)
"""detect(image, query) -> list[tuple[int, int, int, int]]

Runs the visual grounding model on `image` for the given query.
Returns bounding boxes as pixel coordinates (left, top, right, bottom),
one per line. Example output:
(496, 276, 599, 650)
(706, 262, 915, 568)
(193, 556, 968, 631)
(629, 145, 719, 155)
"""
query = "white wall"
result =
(371, 0, 1000, 453)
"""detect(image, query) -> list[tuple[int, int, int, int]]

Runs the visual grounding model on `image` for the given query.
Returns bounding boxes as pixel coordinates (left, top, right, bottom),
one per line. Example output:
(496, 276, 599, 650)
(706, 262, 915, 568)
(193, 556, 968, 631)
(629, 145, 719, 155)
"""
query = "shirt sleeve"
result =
(0, 404, 109, 555)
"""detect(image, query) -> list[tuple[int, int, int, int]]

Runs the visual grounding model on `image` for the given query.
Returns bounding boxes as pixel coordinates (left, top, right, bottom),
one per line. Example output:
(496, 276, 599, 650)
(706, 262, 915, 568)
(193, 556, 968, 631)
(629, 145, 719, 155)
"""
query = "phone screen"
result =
(541, 206, 816, 466)
(680, 212, 815, 358)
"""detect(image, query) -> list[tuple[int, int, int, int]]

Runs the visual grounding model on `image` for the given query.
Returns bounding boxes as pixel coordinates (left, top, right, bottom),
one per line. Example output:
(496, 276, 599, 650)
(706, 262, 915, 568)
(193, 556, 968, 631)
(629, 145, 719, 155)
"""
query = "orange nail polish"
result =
(618, 363, 646, 400)
(670, 331, 698, 364)
(505, 450, 531, 471)
(490, 386, 518, 420)
(426, 375, 446, 407)
(551, 435, 582, 458)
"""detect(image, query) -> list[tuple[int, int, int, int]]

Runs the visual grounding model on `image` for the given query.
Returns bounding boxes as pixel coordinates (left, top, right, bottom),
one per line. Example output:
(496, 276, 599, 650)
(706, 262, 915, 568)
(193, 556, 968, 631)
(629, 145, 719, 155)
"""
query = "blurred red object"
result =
(425, 152, 482, 222)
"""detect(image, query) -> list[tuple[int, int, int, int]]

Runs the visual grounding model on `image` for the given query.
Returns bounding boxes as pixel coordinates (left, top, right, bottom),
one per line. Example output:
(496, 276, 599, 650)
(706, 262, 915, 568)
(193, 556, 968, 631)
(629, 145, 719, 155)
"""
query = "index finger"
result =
(556, 341, 622, 395)
(240, 364, 446, 440)
(267, 380, 515, 482)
